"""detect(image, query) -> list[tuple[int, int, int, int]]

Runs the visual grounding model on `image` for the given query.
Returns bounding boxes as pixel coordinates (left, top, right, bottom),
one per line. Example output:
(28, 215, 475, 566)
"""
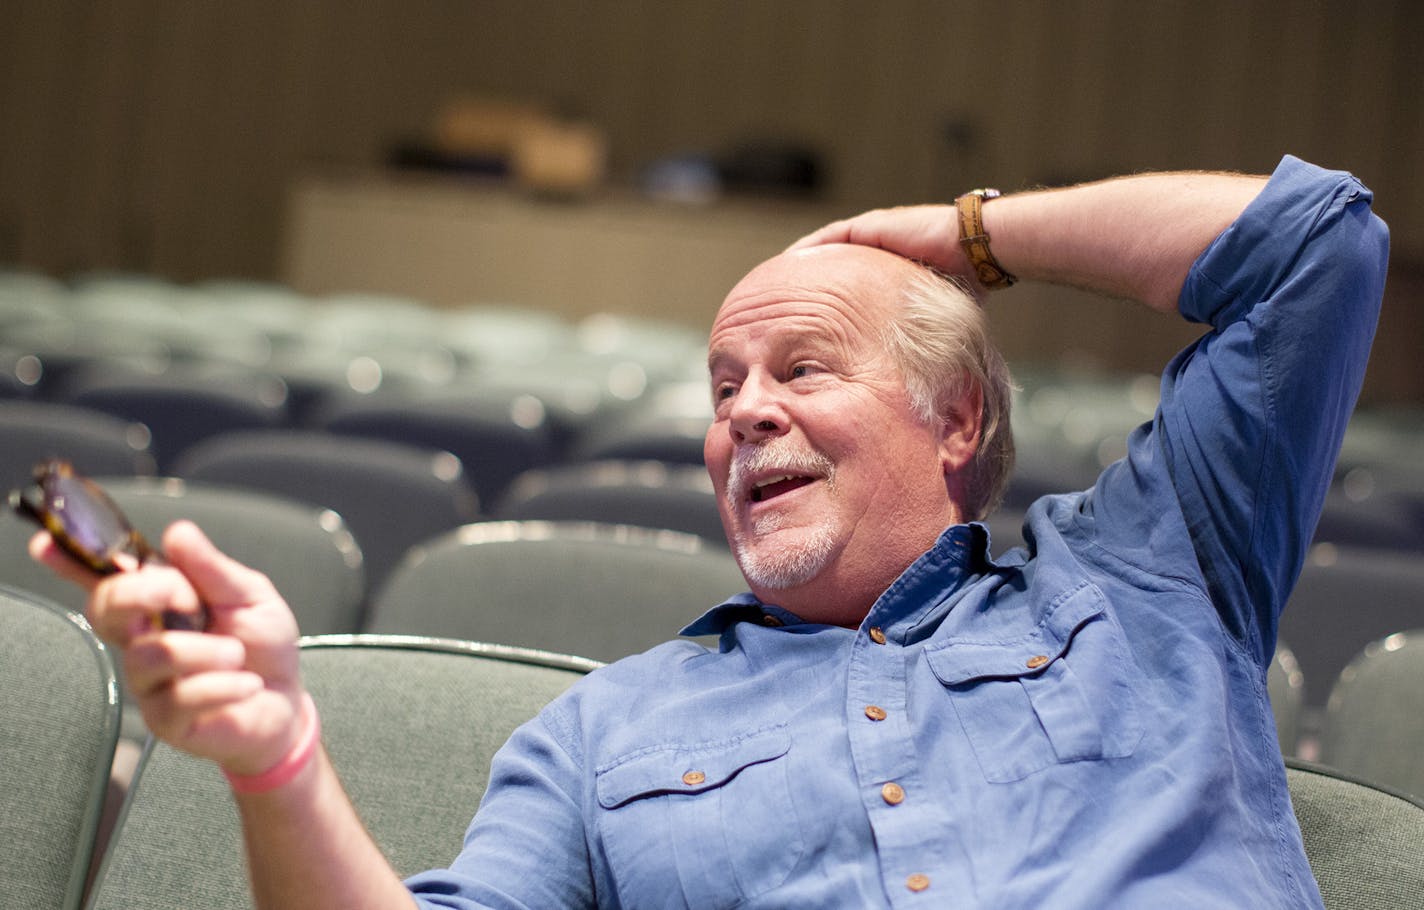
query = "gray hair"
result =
(881, 269, 1016, 520)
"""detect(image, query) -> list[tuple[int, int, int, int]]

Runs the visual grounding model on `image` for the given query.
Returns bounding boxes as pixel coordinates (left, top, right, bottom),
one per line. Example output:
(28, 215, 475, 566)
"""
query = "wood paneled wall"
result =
(2, 1, 1421, 399)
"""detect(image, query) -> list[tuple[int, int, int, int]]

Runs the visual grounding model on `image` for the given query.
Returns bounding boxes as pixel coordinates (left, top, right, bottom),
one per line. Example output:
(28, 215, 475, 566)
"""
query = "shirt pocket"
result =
(595, 724, 799, 910)
(924, 582, 1144, 783)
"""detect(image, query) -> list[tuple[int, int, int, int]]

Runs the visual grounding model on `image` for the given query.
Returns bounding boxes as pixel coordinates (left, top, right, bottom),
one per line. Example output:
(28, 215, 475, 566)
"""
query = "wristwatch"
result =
(954, 188, 1017, 290)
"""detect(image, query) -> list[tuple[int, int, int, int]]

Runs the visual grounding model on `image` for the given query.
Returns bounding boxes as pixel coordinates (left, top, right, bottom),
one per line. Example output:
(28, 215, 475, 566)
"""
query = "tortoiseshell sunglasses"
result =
(8, 458, 209, 630)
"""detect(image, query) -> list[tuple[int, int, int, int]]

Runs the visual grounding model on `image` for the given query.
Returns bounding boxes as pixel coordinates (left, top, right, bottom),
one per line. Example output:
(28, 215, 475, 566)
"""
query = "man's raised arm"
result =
(789, 170, 1268, 310)
(796, 157, 1388, 656)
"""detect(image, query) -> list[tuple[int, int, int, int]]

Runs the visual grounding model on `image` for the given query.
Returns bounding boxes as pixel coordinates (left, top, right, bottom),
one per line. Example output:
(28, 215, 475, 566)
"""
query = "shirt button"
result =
(864, 705, 887, 722)
(881, 782, 905, 805)
(1026, 654, 1050, 669)
(869, 626, 887, 645)
(906, 873, 931, 892)
(682, 770, 706, 786)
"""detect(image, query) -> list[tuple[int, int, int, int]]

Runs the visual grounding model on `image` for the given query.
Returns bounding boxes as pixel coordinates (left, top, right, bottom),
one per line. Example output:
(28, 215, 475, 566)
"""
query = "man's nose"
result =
(728, 375, 787, 444)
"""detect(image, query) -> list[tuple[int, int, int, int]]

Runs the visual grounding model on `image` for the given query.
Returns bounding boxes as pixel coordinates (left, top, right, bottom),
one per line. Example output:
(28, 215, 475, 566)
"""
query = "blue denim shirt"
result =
(408, 157, 1388, 909)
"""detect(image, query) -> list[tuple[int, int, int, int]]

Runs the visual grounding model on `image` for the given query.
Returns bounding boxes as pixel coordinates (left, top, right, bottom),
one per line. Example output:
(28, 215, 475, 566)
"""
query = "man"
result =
(38, 154, 1386, 907)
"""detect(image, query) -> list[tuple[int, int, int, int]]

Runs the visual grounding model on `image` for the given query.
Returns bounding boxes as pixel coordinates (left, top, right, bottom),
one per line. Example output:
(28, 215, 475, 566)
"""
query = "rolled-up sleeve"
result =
(1158, 155, 1388, 658)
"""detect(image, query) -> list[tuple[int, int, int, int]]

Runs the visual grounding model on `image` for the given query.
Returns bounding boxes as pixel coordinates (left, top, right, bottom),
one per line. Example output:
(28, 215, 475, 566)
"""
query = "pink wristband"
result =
(223, 693, 321, 794)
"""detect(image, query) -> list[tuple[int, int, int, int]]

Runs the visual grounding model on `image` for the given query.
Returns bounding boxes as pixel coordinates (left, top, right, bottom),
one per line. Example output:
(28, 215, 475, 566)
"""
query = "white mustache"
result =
(726, 437, 835, 507)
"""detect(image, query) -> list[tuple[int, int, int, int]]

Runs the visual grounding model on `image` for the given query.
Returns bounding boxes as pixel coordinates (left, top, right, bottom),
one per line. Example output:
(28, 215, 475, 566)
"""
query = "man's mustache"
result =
(726, 437, 835, 505)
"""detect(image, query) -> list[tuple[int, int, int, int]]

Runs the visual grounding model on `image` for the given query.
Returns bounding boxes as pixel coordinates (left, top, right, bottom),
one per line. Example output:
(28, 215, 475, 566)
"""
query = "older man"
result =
(39, 155, 1386, 908)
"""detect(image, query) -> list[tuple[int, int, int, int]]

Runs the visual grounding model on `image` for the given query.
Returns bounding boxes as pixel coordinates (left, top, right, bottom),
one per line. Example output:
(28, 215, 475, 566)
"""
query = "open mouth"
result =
(749, 474, 817, 503)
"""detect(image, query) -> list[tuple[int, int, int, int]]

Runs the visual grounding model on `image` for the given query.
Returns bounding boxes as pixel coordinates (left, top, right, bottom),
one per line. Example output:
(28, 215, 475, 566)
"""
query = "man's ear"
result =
(938, 384, 983, 475)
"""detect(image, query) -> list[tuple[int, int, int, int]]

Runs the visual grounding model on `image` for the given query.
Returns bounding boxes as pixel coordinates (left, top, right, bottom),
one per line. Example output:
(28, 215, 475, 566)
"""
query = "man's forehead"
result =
(706, 313, 849, 372)
(706, 246, 922, 376)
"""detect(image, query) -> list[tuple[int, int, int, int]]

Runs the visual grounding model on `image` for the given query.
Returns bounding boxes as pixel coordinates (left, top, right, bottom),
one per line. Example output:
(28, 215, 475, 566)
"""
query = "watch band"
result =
(954, 188, 1017, 290)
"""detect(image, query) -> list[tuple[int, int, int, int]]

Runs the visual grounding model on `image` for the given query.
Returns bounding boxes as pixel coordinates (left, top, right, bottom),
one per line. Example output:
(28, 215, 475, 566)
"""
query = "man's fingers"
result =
(787, 210, 904, 253)
(124, 631, 248, 696)
(168, 670, 267, 713)
(786, 219, 855, 251)
(141, 670, 267, 740)
(28, 531, 105, 590)
(88, 564, 202, 648)
(785, 205, 969, 280)
(160, 521, 278, 611)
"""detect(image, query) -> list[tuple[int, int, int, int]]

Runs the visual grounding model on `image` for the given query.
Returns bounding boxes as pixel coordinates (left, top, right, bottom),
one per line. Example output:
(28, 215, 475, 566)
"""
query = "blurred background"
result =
(2, 12, 1424, 880)
(0, 0, 1420, 402)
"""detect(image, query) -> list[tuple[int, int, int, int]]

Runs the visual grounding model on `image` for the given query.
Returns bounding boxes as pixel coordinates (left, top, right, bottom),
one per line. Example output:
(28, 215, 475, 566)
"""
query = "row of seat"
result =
(0, 397, 731, 593)
(4, 387, 1420, 593)
(0, 360, 699, 504)
(5, 357, 1422, 551)
(4, 585, 1422, 910)
(0, 270, 709, 479)
(0, 481, 740, 667)
(4, 268, 1422, 550)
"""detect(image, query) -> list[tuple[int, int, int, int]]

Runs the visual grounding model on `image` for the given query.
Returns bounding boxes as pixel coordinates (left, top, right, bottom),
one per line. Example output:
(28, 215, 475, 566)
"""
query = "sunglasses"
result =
(7, 459, 209, 631)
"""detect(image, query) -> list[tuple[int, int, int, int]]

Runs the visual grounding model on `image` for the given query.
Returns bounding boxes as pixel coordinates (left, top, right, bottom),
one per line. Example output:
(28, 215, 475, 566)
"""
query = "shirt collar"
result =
(680, 522, 998, 637)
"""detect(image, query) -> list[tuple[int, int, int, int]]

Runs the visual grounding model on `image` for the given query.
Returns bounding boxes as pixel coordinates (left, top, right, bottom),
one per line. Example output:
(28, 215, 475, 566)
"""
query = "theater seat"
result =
(367, 520, 745, 662)
(0, 585, 120, 910)
(1317, 630, 1424, 800)
(0, 400, 155, 490)
(85, 636, 593, 910)
(173, 430, 478, 597)
(1286, 759, 1424, 907)
(494, 459, 727, 547)
(1277, 544, 1424, 708)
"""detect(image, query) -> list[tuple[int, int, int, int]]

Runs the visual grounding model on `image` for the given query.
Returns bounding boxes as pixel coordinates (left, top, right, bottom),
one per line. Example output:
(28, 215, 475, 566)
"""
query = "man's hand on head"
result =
(787, 204, 984, 298)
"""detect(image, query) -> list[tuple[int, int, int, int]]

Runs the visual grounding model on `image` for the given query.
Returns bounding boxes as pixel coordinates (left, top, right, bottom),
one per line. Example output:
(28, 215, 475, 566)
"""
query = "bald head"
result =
(717, 243, 927, 324)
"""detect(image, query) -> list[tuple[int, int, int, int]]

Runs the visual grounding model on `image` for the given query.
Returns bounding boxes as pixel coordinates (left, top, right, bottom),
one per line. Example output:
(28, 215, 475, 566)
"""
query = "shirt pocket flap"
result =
(596, 725, 792, 810)
(924, 582, 1106, 685)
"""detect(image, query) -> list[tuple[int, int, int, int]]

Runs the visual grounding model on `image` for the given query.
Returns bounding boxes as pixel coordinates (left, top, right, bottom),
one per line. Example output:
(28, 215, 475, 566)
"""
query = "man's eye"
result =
(715, 384, 736, 400)
(790, 364, 813, 379)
